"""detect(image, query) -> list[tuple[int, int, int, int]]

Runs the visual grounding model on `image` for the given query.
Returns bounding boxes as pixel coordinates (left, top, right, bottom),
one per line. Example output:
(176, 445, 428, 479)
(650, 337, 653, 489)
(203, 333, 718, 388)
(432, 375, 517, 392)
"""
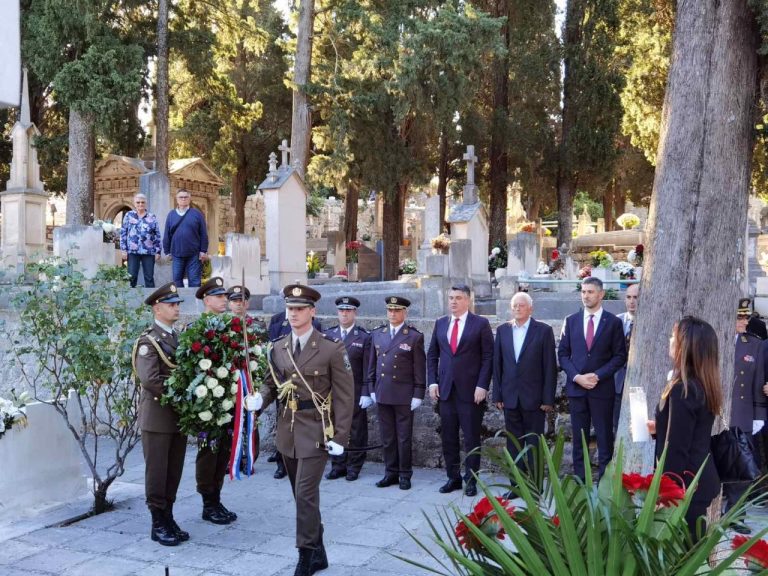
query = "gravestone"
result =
(506, 182, 527, 238)
(209, 232, 270, 296)
(418, 195, 441, 273)
(258, 147, 308, 292)
(325, 230, 346, 275)
(53, 225, 117, 277)
(576, 205, 595, 236)
(358, 244, 381, 281)
(1, 68, 48, 276)
(446, 145, 489, 280)
(506, 232, 539, 276)
(449, 239, 472, 281)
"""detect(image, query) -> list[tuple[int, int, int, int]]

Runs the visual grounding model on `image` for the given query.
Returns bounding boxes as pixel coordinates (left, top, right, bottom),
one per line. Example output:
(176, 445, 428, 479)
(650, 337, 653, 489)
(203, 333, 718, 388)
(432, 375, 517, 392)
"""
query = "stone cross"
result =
(278, 139, 290, 170)
(462, 144, 478, 205)
(268, 152, 278, 181)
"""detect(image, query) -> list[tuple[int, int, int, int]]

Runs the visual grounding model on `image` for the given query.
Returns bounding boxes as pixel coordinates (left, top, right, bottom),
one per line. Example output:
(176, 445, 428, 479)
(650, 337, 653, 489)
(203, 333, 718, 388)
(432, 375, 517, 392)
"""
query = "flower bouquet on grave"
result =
(628, 244, 644, 266)
(0, 389, 31, 439)
(399, 438, 768, 575)
(617, 212, 641, 230)
(589, 249, 614, 268)
(162, 312, 268, 476)
(346, 240, 363, 263)
(612, 261, 636, 280)
(431, 233, 452, 254)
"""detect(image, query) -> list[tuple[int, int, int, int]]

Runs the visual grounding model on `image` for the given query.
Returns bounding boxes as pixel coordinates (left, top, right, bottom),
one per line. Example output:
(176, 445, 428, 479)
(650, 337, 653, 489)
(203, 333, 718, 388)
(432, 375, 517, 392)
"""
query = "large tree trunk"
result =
(344, 180, 360, 242)
(437, 130, 450, 234)
(382, 186, 405, 280)
(290, 0, 315, 179)
(66, 109, 96, 225)
(617, 0, 758, 473)
(488, 0, 509, 251)
(155, 0, 170, 176)
(603, 182, 614, 232)
(231, 150, 247, 233)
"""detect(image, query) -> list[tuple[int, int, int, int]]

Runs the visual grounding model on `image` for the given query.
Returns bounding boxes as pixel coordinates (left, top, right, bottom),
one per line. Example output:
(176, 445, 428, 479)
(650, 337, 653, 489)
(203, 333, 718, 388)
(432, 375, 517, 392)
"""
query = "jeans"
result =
(127, 253, 156, 287)
(172, 254, 202, 287)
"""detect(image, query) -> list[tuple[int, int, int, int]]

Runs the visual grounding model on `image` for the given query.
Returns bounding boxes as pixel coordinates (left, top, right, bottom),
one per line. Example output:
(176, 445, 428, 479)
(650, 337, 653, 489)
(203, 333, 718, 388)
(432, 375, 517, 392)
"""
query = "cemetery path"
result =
(2, 442, 768, 575)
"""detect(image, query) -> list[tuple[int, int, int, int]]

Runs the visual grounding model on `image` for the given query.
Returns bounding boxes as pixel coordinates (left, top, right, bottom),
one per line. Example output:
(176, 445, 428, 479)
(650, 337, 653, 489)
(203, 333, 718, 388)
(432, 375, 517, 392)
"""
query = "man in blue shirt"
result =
(162, 189, 209, 288)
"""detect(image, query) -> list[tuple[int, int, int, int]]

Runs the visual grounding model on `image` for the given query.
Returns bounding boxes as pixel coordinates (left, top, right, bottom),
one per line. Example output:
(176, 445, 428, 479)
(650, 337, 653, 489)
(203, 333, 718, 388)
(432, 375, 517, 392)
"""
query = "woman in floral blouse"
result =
(120, 193, 162, 287)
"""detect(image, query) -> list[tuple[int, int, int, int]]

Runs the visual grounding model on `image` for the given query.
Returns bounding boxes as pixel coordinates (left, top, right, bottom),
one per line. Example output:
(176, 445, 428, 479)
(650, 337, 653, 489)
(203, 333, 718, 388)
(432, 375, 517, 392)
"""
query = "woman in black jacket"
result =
(648, 316, 722, 540)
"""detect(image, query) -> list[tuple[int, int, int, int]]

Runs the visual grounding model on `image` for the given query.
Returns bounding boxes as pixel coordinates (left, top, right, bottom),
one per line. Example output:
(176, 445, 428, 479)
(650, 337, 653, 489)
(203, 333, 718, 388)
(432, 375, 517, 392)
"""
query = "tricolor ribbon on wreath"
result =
(228, 367, 258, 479)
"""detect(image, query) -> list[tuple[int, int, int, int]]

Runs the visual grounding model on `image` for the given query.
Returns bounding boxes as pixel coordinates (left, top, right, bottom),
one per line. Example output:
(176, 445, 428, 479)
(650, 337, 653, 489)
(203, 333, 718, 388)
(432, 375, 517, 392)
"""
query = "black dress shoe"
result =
(217, 502, 237, 522)
(376, 475, 399, 488)
(150, 509, 180, 546)
(325, 468, 346, 480)
(439, 479, 463, 494)
(167, 512, 190, 542)
(345, 470, 360, 482)
(310, 542, 329, 572)
(399, 478, 412, 490)
(202, 505, 232, 525)
(274, 466, 288, 479)
(464, 482, 477, 497)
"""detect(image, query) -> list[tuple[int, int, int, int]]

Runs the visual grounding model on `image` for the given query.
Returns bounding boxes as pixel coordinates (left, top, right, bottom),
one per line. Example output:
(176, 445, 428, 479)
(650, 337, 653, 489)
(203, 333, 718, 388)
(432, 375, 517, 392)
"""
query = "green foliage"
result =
(400, 438, 768, 575)
(6, 257, 149, 511)
(488, 241, 508, 273)
(573, 191, 604, 220)
(399, 258, 417, 275)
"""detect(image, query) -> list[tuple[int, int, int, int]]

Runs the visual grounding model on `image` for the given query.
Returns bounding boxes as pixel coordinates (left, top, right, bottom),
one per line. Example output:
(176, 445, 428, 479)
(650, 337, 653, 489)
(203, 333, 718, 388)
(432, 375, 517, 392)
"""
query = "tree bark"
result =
(344, 180, 360, 242)
(66, 108, 96, 225)
(290, 0, 315, 179)
(437, 131, 450, 234)
(155, 0, 170, 176)
(617, 0, 759, 473)
(382, 186, 405, 280)
(603, 182, 614, 231)
(231, 150, 247, 233)
(488, 0, 509, 252)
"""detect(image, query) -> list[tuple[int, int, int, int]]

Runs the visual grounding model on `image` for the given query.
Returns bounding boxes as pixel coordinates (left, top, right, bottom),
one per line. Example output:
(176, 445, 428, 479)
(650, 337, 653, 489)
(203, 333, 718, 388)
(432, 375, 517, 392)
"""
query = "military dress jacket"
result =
(364, 325, 426, 405)
(732, 332, 767, 432)
(134, 323, 181, 434)
(261, 329, 355, 458)
(324, 325, 371, 396)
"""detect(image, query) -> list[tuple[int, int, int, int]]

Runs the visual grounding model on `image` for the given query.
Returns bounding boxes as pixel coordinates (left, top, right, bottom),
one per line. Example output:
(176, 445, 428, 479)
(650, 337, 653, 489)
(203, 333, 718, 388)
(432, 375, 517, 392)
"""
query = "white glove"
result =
(753, 420, 765, 435)
(326, 440, 344, 456)
(370, 393, 376, 403)
(359, 396, 373, 409)
(410, 397, 423, 411)
(245, 392, 263, 412)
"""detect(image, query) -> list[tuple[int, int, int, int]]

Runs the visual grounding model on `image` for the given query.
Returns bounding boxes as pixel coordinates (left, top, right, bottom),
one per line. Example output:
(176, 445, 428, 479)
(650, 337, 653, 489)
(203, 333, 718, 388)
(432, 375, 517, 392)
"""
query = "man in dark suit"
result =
(324, 296, 372, 481)
(558, 276, 627, 480)
(492, 292, 557, 478)
(427, 284, 493, 496)
(133, 282, 188, 546)
(366, 296, 426, 490)
(614, 284, 638, 434)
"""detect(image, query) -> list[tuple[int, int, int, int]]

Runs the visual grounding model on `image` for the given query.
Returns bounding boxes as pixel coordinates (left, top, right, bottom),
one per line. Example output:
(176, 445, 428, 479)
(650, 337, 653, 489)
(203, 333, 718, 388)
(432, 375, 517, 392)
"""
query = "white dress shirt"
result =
(155, 320, 174, 334)
(340, 325, 355, 340)
(511, 317, 531, 361)
(389, 323, 404, 338)
(583, 307, 604, 340)
(291, 328, 314, 353)
(445, 311, 469, 345)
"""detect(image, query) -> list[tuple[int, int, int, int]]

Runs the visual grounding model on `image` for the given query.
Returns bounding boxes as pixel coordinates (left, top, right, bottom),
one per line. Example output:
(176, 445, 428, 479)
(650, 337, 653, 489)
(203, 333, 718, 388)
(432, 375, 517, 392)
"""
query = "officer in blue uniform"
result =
(365, 296, 426, 490)
(324, 296, 372, 481)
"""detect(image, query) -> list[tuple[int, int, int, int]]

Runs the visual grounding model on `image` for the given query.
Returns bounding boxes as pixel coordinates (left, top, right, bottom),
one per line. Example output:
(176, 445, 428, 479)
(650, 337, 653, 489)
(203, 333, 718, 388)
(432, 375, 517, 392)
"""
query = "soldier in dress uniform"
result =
(365, 296, 426, 490)
(261, 284, 355, 576)
(324, 296, 372, 481)
(227, 285, 251, 316)
(194, 277, 238, 525)
(727, 297, 768, 533)
(133, 282, 188, 546)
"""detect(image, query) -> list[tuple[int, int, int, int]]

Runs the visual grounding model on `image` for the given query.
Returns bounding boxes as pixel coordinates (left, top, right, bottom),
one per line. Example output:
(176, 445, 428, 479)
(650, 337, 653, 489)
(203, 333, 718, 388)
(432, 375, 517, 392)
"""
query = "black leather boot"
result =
(150, 508, 180, 546)
(167, 506, 189, 541)
(274, 459, 288, 479)
(217, 494, 238, 522)
(201, 493, 232, 525)
(293, 548, 314, 576)
(310, 526, 328, 573)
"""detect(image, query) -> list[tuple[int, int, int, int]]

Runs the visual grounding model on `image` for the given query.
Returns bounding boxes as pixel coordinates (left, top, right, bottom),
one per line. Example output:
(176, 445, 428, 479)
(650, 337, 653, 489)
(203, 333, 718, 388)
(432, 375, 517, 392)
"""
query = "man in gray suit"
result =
(614, 284, 638, 433)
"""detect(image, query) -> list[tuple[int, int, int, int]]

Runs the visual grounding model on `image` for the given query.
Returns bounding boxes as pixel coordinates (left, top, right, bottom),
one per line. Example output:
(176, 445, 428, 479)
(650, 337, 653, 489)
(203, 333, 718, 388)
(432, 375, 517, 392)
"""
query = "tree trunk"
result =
(603, 183, 614, 231)
(231, 151, 247, 233)
(437, 130, 450, 234)
(614, 185, 626, 219)
(529, 195, 541, 222)
(66, 108, 96, 225)
(556, 0, 585, 249)
(290, 0, 315, 179)
(344, 180, 360, 242)
(488, 0, 509, 252)
(155, 0, 170, 176)
(616, 0, 758, 473)
(382, 186, 405, 280)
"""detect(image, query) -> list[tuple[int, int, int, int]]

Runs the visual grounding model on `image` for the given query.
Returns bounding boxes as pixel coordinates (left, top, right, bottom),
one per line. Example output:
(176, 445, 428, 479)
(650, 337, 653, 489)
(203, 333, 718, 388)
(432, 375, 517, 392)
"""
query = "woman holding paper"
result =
(647, 316, 722, 540)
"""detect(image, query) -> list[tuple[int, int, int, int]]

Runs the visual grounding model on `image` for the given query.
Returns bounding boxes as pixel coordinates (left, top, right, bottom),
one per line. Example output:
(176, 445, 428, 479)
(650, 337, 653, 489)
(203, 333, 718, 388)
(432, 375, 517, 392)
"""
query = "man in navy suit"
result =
(558, 276, 627, 480)
(492, 292, 557, 477)
(427, 285, 494, 496)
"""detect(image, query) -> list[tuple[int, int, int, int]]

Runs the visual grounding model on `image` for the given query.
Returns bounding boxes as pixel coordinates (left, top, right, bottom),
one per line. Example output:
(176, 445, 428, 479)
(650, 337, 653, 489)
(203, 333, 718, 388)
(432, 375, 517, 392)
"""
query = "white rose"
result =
(206, 377, 219, 389)
(198, 410, 213, 421)
(251, 345, 263, 356)
(102, 222, 115, 233)
(221, 399, 234, 411)
(216, 366, 229, 379)
(230, 383, 239, 394)
(212, 386, 226, 398)
(194, 385, 208, 398)
(492, 247, 501, 255)
(249, 360, 258, 371)
(232, 372, 240, 381)
(198, 359, 212, 370)
(216, 413, 233, 426)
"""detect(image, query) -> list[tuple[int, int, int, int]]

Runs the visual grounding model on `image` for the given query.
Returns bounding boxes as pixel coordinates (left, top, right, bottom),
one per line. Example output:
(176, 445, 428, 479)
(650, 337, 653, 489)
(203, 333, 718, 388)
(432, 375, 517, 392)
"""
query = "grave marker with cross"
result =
(278, 140, 291, 171)
(462, 144, 478, 204)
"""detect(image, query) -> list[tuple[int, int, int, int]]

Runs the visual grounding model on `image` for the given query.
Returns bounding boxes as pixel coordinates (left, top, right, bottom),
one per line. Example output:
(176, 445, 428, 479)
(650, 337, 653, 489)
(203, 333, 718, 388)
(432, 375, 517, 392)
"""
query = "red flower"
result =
(454, 497, 515, 550)
(635, 244, 644, 255)
(205, 330, 215, 340)
(245, 316, 253, 326)
(552, 515, 560, 527)
(552, 249, 560, 260)
(191, 341, 203, 353)
(211, 353, 220, 362)
(622, 473, 648, 495)
(733, 535, 768, 568)
(232, 324, 242, 333)
(657, 475, 686, 507)
(231, 317, 241, 325)
(203, 346, 211, 356)
(221, 334, 229, 343)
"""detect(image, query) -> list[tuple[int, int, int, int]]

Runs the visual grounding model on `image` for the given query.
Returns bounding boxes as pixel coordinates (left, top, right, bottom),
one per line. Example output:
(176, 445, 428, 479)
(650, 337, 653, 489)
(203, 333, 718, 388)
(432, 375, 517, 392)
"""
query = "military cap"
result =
(738, 297, 752, 316)
(227, 285, 251, 301)
(283, 283, 321, 308)
(385, 296, 411, 310)
(145, 282, 184, 306)
(335, 296, 360, 310)
(195, 277, 227, 300)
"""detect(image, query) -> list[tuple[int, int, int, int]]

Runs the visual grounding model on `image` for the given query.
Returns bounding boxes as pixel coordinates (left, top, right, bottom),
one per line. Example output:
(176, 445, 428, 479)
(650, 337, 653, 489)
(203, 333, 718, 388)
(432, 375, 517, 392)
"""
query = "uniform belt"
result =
(296, 399, 315, 411)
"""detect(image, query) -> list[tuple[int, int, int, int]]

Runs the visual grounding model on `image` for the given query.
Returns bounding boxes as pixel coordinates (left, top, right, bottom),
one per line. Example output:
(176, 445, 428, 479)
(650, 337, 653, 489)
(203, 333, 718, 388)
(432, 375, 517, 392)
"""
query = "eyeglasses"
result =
(177, 195, 190, 199)
(737, 314, 750, 320)
(135, 201, 146, 204)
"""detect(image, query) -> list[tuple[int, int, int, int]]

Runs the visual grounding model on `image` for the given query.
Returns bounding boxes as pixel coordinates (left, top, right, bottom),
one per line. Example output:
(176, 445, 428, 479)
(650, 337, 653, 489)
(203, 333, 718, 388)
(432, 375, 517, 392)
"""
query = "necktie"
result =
(626, 320, 633, 352)
(586, 315, 595, 351)
(450, 317, 460, 354)
(294, 339, 301, 359)
(341, 329, 347, 341)
(391, 327, 396, 339)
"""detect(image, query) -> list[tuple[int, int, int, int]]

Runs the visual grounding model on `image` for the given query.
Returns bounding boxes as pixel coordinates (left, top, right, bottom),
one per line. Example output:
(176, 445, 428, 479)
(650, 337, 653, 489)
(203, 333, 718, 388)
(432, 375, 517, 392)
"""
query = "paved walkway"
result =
(0, 446, 468, 576)
(3, 444, 768, 576)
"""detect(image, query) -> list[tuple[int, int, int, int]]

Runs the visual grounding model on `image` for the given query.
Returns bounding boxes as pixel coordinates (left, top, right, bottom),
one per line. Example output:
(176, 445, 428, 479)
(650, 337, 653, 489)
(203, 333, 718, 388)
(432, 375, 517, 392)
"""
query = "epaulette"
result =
(356, 326, 370, 334)
(321, 332, 341, 343)
(374, 324, 388, 333)
(403, 324, 421, 335)
(741, 332, 759, 343)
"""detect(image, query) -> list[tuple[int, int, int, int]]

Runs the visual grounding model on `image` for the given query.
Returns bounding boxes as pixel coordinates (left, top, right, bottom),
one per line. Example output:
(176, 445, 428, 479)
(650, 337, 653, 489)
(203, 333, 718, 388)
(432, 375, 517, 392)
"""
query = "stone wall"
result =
(218, 193, 266, 250)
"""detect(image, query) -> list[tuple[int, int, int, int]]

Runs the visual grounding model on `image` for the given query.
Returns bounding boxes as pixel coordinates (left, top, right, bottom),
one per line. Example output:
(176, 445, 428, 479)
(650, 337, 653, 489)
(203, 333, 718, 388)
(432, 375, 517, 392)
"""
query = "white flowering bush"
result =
(0, 390, 31, 439)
